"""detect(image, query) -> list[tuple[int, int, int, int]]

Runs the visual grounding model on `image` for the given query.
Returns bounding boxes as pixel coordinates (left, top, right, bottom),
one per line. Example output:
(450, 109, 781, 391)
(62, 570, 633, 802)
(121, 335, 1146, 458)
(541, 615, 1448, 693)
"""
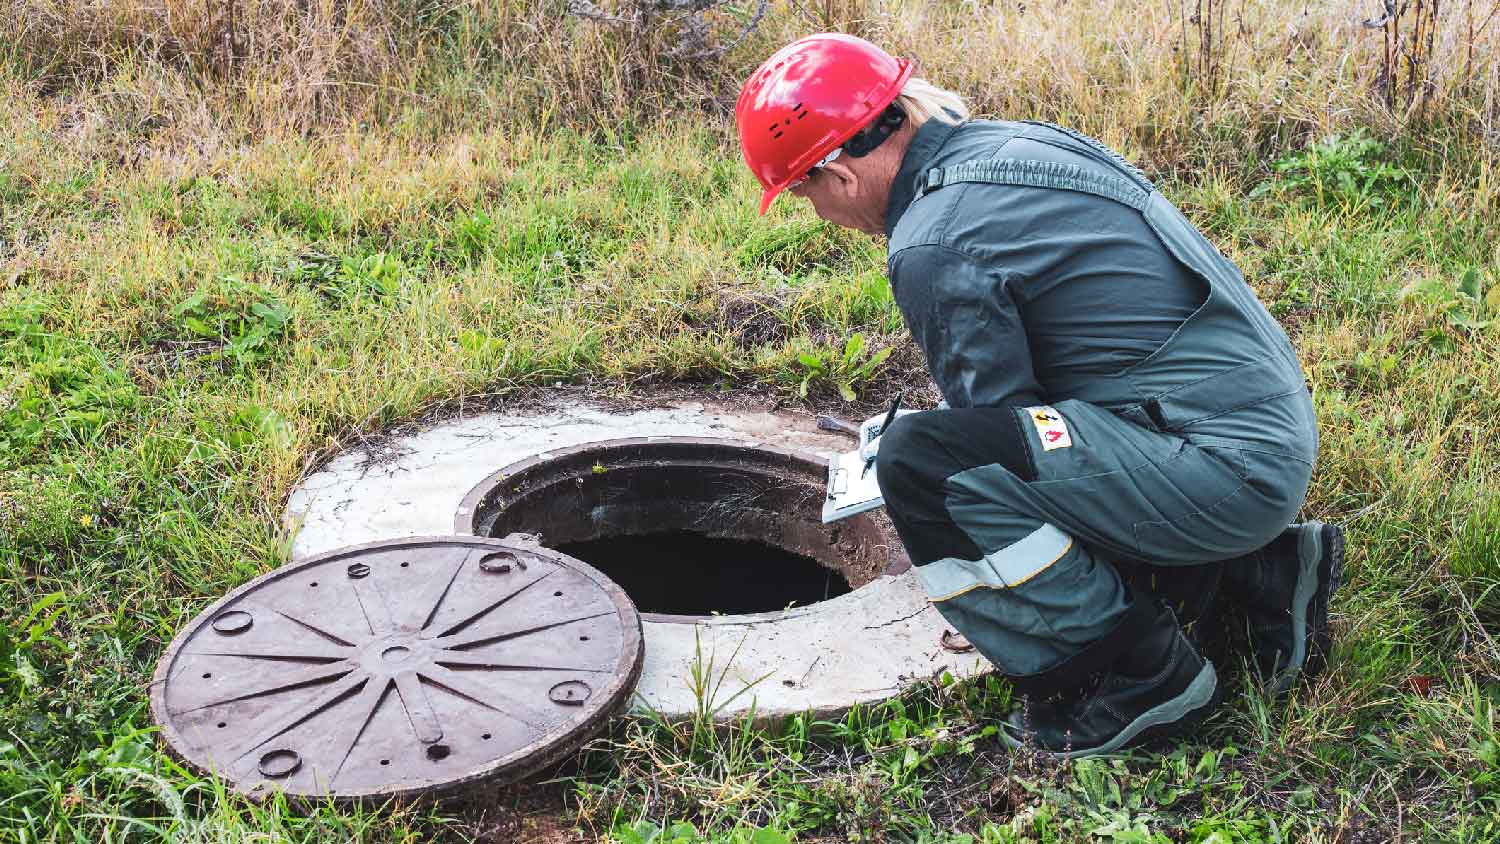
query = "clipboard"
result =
(821, 447, 885, 523)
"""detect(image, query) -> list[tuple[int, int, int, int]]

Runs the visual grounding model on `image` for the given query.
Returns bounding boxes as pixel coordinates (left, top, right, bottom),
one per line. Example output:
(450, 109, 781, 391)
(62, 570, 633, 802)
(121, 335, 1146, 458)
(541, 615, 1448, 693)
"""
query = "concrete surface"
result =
(286, 399, 990, 722)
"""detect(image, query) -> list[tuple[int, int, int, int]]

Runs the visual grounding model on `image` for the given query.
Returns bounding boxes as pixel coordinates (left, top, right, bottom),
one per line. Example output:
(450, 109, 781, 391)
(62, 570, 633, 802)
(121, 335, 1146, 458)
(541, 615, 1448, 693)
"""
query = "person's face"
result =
(786, 159, 876, 234)
(782, 126, 911, 236)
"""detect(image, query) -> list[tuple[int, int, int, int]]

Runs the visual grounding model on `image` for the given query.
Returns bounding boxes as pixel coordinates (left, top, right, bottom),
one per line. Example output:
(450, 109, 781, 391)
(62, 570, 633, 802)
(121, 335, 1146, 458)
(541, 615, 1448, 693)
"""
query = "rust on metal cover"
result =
(149, 536, 643, 802)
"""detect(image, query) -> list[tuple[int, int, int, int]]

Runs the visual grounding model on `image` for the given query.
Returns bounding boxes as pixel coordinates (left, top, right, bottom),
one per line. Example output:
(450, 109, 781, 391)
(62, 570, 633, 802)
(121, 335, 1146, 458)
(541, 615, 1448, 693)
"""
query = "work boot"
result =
(1117, 560, 1227, 660)
(1000, 604, 1218, 759)
(1220, 521, 1345, 695)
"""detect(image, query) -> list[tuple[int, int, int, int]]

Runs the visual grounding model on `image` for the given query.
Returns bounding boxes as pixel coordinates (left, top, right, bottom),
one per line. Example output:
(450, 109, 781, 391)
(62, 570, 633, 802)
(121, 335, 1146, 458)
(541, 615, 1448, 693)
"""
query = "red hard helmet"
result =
(735, 34, 914, 215)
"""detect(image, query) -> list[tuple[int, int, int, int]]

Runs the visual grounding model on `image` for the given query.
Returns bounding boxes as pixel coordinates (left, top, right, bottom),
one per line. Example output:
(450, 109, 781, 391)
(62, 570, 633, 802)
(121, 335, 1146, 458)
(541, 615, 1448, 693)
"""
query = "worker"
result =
(734, 34, 1344, 758)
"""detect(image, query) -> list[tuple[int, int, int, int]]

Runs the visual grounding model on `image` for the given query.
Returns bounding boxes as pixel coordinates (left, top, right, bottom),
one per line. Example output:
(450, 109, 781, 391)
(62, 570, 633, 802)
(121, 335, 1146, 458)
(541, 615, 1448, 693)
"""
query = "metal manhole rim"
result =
(148, 535, 644, 802)
(452, 436, 899, 624)
(452, 436, 825, 530)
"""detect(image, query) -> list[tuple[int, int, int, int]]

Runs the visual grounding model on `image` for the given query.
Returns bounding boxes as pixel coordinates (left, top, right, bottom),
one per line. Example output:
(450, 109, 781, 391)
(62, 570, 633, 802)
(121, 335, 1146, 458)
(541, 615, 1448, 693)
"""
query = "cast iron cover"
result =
(149, 536, 643, 802)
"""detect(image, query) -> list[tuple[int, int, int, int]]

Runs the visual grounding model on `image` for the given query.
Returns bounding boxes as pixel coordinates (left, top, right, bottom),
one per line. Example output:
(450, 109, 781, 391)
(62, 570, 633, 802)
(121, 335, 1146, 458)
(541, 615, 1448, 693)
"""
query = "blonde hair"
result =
(895, 77, 969, 127)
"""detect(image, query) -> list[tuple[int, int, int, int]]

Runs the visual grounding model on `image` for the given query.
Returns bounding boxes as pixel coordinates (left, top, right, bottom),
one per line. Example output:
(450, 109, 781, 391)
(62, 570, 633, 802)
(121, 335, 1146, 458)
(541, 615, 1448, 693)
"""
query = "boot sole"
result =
(1000, 660, 1218, 759)
(1275, 521, 1344, 694)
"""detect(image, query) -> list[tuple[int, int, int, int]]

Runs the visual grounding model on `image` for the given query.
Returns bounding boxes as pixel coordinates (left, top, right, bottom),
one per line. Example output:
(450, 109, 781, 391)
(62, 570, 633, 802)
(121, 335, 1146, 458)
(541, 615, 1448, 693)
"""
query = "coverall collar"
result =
(884, 114, 967, 238)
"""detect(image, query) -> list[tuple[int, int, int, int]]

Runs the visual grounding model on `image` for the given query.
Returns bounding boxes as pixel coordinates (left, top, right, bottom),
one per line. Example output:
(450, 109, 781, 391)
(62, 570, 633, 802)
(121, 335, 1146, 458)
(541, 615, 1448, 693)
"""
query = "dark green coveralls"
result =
(874, 118, 1317, 697)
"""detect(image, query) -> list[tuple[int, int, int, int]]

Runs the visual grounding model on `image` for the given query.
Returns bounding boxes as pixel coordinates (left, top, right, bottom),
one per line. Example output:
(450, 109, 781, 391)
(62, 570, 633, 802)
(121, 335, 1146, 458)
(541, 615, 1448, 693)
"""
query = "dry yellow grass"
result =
(871, 0, 1500, 170)
(3, 0, 1496, 171)
(4, 0, 435, 135)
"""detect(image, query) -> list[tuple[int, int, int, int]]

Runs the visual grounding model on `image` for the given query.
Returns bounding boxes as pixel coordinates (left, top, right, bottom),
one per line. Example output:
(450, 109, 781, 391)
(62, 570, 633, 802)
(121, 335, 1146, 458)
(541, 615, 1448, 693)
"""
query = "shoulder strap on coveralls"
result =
(1021, 121, 1155, 187)
(917, 122, 1153, 210)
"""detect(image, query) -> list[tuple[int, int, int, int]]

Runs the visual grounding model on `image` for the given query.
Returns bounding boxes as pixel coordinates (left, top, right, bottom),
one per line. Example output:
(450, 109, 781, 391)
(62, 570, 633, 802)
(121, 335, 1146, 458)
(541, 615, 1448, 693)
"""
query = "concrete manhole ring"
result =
(286, 400, 990, 723)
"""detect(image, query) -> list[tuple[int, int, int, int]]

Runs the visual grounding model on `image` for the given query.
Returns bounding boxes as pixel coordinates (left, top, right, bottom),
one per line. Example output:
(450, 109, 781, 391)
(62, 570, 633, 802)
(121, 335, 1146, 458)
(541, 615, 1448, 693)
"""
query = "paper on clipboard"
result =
(821, 447, 885, 523)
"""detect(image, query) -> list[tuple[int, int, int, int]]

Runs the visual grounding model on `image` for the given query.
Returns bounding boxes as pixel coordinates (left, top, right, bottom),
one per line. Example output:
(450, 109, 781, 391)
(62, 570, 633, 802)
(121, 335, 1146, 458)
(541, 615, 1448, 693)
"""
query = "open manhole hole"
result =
(455, 438, 903, 621)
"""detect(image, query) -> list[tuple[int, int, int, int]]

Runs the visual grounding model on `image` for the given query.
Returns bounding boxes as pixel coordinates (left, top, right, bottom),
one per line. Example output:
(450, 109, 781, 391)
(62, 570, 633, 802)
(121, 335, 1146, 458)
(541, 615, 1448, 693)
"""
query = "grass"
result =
(3, 0, 1500, 840)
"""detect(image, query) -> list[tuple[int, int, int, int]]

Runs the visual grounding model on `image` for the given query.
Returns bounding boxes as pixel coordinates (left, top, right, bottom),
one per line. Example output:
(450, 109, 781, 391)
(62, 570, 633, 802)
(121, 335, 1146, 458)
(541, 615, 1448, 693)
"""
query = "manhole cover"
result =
(149, 536, 643, 802)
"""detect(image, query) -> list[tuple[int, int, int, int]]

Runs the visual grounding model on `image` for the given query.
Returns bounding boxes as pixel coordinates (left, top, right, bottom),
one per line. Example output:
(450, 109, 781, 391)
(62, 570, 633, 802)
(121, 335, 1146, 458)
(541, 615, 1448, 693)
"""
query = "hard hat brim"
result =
(758, 185, 782, 215)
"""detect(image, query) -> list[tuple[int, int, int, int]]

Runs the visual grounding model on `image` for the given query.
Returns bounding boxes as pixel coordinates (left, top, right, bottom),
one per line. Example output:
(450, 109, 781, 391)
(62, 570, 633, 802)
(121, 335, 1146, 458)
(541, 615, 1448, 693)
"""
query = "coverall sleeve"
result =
(888, 243, 1044, 409)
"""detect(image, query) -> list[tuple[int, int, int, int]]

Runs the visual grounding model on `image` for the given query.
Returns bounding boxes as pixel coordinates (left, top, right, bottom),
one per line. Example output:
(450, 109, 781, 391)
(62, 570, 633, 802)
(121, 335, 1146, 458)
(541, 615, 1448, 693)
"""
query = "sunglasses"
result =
(787, 146, 843, 190)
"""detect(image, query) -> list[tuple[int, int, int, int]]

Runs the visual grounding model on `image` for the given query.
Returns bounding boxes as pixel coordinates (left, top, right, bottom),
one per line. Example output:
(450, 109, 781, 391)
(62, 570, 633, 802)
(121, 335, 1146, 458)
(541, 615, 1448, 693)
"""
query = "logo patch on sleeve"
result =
(1024, 405, 1072, 451)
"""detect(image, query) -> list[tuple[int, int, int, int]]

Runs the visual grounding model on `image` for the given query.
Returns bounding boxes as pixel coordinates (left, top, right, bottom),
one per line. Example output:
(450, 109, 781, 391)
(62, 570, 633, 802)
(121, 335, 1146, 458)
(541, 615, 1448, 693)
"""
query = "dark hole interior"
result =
(555, 533, 852, 616)
(466, 440, 899, 620)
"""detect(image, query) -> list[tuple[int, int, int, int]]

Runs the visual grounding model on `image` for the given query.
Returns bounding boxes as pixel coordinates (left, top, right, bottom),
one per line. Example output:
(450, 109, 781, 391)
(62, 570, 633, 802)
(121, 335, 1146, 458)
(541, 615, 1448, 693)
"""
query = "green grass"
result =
(5, 63, 1500, 841)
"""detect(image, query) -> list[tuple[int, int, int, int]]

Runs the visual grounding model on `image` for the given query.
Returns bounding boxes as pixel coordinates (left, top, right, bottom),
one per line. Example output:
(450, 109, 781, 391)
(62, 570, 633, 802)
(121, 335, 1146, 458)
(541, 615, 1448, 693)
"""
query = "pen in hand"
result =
(861, 390, 904, 478)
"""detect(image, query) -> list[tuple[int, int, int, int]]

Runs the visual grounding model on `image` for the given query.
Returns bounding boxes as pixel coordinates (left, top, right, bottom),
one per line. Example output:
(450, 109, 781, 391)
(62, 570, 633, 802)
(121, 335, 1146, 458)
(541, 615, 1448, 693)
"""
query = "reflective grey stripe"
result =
(920, 159, 1150, 210)
(916, 524, 1075, 602)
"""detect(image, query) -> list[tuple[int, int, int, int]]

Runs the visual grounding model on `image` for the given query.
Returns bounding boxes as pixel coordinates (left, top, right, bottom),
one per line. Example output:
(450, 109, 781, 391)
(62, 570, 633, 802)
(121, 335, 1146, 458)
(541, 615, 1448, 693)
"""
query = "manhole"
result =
(455, 438, 895, 621)
(149, 537, 642, 801)
(287, 402, 985, 724)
